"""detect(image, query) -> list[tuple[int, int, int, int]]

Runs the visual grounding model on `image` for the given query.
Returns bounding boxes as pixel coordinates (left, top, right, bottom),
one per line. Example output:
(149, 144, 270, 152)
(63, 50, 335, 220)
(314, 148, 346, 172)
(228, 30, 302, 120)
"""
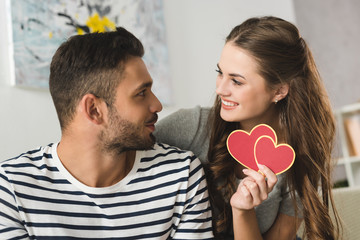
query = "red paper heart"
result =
(254, 136, 295, 175)
(227, 124, 277, 171)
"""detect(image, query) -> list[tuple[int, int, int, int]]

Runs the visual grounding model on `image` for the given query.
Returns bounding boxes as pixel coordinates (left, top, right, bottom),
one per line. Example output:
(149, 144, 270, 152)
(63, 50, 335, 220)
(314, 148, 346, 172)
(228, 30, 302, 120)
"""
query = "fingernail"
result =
(242, 169, 249, 174)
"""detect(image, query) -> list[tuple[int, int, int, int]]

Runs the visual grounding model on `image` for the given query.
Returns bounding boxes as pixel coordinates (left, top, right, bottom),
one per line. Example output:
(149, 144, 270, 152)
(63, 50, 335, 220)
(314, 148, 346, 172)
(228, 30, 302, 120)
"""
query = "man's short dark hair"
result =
(49, 27, 144, 130)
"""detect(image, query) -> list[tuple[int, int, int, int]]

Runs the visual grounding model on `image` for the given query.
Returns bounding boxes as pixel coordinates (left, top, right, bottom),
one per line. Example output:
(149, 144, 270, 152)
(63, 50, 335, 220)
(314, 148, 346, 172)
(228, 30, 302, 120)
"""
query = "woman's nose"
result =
(216, 78, 230, 96)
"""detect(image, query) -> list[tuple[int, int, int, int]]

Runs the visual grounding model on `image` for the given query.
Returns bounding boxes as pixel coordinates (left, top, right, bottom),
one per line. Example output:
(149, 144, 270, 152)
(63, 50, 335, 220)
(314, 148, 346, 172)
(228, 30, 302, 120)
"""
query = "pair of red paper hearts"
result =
(226, 124, 295, 175)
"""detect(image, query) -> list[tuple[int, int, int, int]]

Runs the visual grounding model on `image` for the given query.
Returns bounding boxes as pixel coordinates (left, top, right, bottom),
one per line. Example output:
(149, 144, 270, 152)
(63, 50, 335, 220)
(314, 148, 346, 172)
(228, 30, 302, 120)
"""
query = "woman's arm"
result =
(155, 106, 210, 162)
(232, 208, 263, 240)
(155, 107, 200, 150)
(232, 209, 301, 240)
(263, 213, 302, 240)
(231, 165, 301, 240)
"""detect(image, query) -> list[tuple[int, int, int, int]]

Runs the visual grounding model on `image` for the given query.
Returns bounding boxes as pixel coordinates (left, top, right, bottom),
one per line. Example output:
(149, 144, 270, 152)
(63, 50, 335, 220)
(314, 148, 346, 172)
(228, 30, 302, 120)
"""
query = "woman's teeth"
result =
(222, 99, 238, 106)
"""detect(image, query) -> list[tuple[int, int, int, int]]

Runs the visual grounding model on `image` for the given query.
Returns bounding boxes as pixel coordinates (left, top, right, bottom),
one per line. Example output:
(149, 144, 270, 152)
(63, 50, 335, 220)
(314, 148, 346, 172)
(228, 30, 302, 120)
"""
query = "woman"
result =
(155, 16, 341, 239)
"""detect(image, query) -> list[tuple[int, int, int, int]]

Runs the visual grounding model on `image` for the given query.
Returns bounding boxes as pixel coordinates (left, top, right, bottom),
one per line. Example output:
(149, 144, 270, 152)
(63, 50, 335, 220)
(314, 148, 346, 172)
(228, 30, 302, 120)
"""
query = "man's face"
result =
(99, 57, 163, 154)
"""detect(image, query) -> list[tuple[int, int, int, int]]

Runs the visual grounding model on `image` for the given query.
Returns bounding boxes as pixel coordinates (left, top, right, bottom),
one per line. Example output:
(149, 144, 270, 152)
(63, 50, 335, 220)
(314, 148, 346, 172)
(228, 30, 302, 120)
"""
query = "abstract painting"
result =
(9, 0, 172, 105)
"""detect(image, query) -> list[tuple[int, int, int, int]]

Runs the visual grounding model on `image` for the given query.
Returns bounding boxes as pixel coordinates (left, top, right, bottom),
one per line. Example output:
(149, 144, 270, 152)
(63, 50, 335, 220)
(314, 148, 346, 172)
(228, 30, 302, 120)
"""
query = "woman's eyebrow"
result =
(217, 63, 246, 80)
(229, 72, 246, 80)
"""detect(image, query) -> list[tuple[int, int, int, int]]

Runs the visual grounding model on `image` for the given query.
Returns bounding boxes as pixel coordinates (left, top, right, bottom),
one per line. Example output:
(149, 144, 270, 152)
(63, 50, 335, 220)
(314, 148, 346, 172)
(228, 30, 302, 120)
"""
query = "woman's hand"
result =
(230, 164, 277, 210)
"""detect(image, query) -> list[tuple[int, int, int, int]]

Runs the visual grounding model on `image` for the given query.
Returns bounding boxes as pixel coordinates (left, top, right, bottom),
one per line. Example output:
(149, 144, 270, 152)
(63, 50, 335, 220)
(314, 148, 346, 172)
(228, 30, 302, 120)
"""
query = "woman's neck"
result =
(239, 109, 285, 142)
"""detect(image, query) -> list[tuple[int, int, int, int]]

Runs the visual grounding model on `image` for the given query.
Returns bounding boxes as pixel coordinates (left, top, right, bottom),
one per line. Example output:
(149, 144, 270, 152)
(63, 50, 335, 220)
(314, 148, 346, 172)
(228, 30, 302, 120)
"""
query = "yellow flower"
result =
(77, 28, 85, 35)
(86, 13, 116, 33)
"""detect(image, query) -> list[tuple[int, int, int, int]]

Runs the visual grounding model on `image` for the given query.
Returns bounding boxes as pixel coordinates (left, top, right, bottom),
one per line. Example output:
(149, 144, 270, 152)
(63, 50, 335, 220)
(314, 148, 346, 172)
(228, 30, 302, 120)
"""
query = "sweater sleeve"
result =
(155, 106, 211, 163)
(279, 182, 304, 218)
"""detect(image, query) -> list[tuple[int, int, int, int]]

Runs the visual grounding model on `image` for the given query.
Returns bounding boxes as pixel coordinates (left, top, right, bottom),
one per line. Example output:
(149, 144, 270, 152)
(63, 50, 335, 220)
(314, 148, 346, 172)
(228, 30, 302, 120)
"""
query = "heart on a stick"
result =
(226, 124, 295, 175)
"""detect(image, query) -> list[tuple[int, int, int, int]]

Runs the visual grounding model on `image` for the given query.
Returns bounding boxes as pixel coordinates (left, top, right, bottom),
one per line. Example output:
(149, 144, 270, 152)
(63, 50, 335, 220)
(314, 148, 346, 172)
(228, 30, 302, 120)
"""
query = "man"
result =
(0, 28, 213, 239)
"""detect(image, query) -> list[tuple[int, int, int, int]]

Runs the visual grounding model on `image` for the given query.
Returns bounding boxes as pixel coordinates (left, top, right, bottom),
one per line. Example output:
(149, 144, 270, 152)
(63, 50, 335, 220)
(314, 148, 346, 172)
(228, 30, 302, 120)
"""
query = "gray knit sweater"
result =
(154, 106, 302, 235)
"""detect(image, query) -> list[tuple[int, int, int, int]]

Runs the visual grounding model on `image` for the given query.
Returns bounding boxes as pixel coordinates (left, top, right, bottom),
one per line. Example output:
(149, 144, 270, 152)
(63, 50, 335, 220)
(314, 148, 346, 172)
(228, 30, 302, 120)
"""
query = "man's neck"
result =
(57, 137, 136, 188)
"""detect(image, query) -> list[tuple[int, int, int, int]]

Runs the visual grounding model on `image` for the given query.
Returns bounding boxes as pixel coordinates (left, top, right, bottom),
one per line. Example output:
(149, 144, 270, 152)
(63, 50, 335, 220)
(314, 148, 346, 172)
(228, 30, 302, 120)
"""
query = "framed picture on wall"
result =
(8, 0, 172, 105)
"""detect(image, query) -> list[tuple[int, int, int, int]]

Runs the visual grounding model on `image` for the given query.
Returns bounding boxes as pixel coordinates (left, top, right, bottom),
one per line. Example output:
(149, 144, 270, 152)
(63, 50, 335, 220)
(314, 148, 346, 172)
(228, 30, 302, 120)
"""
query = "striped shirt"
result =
(0, 142, 213, 239)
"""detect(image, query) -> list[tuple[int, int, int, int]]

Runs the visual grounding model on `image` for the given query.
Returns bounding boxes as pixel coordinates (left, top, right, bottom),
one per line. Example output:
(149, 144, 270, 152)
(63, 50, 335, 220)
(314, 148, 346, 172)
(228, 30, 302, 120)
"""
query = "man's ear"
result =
(79, 94, 107, 125)
(273, 84, 289, 103)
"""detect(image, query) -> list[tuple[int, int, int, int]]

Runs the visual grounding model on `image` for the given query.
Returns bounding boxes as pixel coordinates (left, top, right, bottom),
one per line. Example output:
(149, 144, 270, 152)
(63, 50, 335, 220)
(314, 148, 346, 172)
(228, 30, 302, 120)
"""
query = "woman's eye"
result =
(215, 69, 222, 75)
(232, 79, 243, 85)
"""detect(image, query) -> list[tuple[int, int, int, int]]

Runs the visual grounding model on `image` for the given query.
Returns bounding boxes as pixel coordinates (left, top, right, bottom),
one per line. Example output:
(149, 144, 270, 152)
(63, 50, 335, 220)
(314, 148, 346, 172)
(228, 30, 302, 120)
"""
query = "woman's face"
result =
(216, 43, 278, 129)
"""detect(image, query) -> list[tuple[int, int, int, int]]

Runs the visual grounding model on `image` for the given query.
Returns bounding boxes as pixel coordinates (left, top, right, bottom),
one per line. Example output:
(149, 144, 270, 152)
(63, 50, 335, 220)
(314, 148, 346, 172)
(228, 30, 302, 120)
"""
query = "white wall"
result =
(293, 0, 360, 109)
(0, 0, 295, 160)
(161, 0, 295, 115)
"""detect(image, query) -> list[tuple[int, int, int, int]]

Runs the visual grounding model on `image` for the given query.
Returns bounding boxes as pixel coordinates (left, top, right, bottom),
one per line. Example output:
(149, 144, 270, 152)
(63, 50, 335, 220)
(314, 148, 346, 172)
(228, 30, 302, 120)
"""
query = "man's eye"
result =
(138, 90, 146, 96)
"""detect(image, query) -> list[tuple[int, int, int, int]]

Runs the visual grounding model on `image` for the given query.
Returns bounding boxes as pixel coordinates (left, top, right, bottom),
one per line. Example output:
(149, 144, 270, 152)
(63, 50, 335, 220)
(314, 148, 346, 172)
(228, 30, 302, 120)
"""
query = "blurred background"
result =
(1, 0, 359, 187)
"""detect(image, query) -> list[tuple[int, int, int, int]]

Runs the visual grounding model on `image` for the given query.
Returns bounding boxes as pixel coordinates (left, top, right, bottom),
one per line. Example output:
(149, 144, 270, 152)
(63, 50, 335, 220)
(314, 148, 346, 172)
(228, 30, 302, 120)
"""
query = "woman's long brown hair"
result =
(206, 16, 341, 239)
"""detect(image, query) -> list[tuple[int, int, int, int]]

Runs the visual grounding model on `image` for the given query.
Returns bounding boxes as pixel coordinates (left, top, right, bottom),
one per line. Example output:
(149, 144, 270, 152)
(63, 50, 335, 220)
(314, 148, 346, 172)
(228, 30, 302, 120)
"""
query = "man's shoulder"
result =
(1, 144, 55, 168)
(135, 143, 205, 187)
(153, 142, 197, 159)
(139, 142, 202, 168)
(154, 142, 193, 153)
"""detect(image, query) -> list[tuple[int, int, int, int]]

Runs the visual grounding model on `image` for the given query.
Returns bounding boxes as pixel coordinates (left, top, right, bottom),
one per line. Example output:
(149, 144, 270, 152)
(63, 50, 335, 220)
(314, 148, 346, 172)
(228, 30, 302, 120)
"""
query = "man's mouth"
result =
(145, 114, 158, 131)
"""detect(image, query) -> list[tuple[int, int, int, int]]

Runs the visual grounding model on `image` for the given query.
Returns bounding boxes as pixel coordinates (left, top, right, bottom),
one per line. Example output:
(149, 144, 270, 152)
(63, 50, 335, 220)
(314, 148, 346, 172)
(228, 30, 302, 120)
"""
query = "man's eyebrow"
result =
(135, 81, 153, 91)
(217, 63, 246, 80)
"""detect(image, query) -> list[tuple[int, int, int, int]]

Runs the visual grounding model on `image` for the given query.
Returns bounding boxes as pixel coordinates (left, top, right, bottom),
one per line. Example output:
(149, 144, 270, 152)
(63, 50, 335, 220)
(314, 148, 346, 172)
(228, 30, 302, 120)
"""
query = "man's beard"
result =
(99, 108, 156, 156)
